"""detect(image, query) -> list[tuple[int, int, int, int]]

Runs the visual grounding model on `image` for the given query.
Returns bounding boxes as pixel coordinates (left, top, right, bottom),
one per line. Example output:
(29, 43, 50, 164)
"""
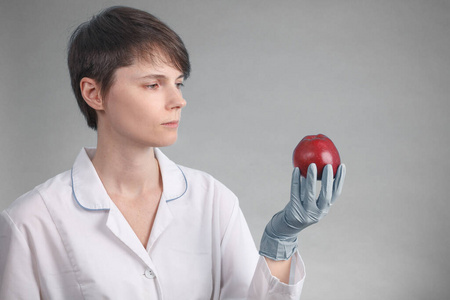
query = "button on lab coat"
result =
(0, 148, 305, 299)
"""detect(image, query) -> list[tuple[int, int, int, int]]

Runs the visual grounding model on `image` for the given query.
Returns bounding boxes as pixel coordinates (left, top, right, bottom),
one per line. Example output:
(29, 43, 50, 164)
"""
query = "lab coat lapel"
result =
(71, 147, 187, 266)
(146, 193, 172, 250)
(72, 148, 153, 266)
(147, 148, 187, 250)
(106, 203, 153, 267)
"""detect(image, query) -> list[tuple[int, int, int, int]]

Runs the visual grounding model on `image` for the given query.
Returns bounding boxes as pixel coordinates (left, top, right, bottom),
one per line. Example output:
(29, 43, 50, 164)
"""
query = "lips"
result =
(161, 120, 179, 128)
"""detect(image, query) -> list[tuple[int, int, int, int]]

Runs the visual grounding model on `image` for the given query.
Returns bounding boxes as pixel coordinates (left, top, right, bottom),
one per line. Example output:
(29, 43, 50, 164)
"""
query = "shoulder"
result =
(178, 164, 238, 201)
(176, 164, 239, 226)
(154, 149, 241, 216)
(3, 170, 72, 230)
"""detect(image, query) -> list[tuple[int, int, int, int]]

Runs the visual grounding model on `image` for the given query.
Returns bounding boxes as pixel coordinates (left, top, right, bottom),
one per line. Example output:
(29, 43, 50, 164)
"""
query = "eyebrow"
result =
(139, 74, 184, 80)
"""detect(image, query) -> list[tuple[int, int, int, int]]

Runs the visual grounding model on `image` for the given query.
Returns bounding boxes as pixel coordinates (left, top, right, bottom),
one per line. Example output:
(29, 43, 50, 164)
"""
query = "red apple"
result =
(292, 134, 341, 180)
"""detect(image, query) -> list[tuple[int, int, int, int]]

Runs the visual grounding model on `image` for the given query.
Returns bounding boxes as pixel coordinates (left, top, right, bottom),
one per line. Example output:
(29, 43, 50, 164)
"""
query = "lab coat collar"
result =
(154, 148, 188, 203)
(71, 147, 188, 211)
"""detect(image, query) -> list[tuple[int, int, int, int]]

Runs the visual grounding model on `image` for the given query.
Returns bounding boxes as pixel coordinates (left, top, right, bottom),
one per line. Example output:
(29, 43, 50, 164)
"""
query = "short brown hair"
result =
(67, 6, 191, 130)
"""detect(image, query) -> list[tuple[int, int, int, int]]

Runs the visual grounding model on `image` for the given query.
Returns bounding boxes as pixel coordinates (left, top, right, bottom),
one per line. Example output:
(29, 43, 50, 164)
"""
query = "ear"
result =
(80, 77, 104, 111)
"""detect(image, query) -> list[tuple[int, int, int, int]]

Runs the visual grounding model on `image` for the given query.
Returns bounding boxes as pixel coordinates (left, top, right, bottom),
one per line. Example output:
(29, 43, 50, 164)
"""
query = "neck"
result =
(90, 137, 162, 199)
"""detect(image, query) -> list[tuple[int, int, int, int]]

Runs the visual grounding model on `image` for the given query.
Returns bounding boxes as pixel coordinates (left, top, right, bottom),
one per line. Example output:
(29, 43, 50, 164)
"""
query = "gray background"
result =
(1, 0, 449, 299)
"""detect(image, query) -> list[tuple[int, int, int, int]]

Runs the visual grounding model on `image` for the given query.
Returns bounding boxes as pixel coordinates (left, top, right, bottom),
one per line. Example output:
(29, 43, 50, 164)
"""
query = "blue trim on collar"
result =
(166, 166, 188, 202)
(71, 167, 109, 211)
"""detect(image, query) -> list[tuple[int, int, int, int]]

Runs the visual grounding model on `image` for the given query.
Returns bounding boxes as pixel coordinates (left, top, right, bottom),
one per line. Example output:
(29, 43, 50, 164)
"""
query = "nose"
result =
(167, 86, 186, 110)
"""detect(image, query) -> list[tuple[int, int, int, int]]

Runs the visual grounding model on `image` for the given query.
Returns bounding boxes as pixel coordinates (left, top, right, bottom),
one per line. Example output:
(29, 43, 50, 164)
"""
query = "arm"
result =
(219, 202, 305, 299)
(260, 163, 346, 276)
(0, 211, 41, 299)
(264, 256, 292, 284)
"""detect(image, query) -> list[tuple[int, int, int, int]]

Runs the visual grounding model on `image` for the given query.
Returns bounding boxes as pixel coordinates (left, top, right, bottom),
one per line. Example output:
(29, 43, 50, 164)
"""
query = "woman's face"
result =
(98, 59, 186, 148)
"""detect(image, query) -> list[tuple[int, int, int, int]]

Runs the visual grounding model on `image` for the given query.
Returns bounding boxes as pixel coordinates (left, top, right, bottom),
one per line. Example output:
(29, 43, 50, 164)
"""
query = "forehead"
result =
(134, 47, 182, 72)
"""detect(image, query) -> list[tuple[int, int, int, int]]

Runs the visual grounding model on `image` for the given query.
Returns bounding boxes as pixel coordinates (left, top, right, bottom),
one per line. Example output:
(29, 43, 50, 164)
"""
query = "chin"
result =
(152, 135, 178, 148)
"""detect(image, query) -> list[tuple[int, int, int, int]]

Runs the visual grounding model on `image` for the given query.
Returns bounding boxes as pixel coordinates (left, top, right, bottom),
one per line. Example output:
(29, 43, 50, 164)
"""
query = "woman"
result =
(0, 6, 345, 299)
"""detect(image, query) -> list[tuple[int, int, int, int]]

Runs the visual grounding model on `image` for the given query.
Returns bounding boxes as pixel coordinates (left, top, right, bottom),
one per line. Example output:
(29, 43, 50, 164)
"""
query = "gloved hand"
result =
(259, 163, 346, 260)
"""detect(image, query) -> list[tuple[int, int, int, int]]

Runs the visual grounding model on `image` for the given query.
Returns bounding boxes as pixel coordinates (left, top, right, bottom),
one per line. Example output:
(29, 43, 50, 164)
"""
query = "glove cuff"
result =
(259, 231, 298, 261)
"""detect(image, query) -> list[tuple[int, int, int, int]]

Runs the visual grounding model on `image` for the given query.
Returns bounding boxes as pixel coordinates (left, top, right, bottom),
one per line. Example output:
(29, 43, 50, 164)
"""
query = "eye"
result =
(176, 82, 184, 89)
(146, 83, 159, 89)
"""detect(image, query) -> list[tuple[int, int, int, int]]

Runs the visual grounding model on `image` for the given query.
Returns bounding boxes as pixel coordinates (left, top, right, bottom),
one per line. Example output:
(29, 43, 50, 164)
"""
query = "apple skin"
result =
(292, 134, 341, 180)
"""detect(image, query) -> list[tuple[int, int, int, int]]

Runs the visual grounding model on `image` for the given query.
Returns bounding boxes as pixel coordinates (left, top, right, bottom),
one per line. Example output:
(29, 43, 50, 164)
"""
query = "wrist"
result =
(259, 231, 298, 261)
(267, 210, 306, 238)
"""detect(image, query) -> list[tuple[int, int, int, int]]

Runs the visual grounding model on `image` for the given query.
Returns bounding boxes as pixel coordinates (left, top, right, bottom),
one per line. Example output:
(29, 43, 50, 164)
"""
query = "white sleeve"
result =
(219, 201, 305, 299)
(248, 252, 305, 300)
(0, 210, 41, 299)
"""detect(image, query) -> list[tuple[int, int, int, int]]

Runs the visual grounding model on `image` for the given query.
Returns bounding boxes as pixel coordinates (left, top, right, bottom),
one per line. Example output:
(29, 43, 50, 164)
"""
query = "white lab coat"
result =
(0, 148, 305, 299)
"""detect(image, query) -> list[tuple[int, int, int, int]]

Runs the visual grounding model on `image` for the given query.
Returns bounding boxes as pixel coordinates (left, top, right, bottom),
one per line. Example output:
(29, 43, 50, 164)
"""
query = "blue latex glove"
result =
(259, 163, 346, 260)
